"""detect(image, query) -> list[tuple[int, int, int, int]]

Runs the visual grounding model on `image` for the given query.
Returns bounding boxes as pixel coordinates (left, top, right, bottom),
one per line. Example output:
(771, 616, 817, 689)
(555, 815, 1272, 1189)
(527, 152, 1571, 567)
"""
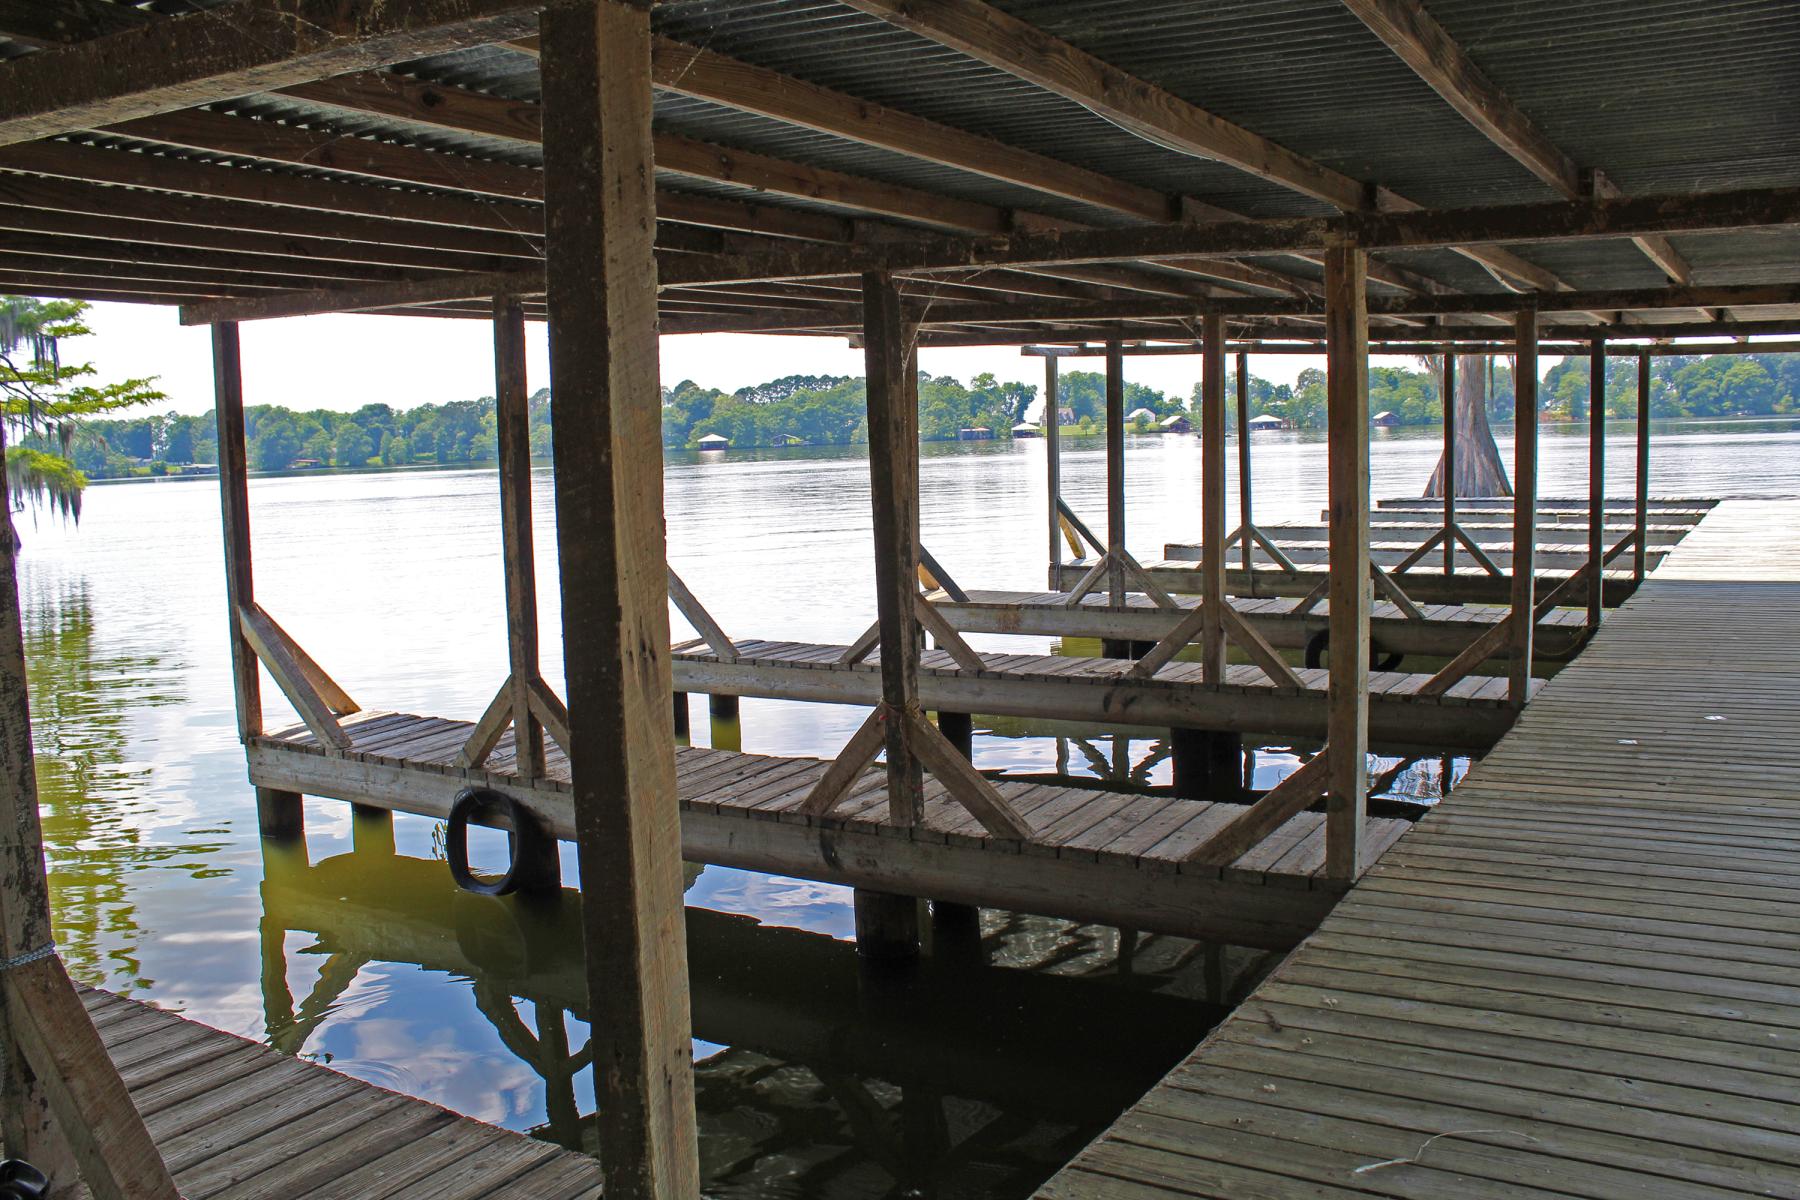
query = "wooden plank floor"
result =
(251, 717, 1412, 948)
(83, 985, 602, 1199)
(672, 640, 1538, 751)
(1037, 498, 1800, 1199)
(1054, 558, 1643, 607)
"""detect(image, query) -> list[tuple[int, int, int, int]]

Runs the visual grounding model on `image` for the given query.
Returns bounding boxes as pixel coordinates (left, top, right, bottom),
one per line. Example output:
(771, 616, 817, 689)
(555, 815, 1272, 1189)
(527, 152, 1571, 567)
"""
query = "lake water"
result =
(21, 416, 1800, 1194)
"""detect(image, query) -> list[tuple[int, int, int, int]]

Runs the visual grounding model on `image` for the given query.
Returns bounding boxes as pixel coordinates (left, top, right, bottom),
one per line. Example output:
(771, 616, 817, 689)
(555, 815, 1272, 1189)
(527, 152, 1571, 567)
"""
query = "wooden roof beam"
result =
(0, 0, 553, 146)
(1340, 0, 1691, 285)
(0, 0, 149, 47)
(837, 0, 1578, 295)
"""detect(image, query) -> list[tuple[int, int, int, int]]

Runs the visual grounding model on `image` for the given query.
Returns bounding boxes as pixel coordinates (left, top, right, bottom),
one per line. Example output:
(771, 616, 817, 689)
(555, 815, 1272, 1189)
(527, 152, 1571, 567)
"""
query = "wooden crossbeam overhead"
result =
(836, 0, 1579, 295)
(0, 0, 148, 45)
(0, 0, 553, 146)
(277, 59, 1306, 297)
(1340, 0, 1691, 284)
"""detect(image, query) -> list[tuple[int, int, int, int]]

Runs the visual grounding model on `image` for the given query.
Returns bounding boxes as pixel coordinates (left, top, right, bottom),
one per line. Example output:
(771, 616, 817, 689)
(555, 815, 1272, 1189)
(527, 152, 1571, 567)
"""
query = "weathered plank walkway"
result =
(82, 984, 603, 1199)
(933, 589, 1587, 662)
(671, 641, 1536, 751)
(251, 718, 1410, 948)
(1038, 497, 1800, 1200)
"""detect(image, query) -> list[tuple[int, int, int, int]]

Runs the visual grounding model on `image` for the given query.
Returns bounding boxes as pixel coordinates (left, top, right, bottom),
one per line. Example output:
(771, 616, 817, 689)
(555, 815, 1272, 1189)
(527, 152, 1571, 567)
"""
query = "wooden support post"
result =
(1510, 309, 1540, 706)
(1324, 241, 1369, 881)
(1201, 314, 1228, 683)
(1635, 350, 1651, 583)
(1442, 352, 1456, 575)
(539, 3, 697, 1195)
(1587, 335, 1605, 629)
(212, 322, 302, 840)
(862, 271, 923, 830)
(494, 294, 547, 782)
(1235, 349, 1253, 574)
(672, 692, 690, 739)
(1045, 356, 1061, 588)
(936, 709, 974, 760)
(1170, 727, 1240, 799)
(1104, 340, 1126, 607)
(854, 890, 922, 964)
(709, 693, 740, 720)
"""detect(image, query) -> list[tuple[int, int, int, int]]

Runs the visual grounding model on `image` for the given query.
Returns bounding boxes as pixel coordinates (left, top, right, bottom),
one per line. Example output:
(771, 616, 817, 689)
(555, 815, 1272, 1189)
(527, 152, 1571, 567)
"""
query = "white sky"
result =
(75, 301, 1331, 417)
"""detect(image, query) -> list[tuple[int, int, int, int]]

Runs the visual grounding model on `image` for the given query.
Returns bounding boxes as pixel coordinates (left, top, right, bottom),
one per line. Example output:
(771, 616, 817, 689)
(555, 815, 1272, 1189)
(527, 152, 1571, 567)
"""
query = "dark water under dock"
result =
(24, 419, 1800, 1195)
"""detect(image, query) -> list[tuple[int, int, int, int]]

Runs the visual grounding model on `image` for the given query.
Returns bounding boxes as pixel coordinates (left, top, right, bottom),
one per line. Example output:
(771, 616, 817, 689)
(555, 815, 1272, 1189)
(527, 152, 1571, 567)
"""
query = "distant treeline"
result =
(58, 353, 1800, 477)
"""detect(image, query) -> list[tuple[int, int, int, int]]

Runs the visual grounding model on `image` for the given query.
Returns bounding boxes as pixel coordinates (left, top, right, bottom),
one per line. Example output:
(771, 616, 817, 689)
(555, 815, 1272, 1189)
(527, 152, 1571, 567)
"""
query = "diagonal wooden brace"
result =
(904, 708, 1031, 840)
(913, 592, 986, 673)
(456, 675, 516, 768)
(1185, 749, 1331, 867)
(668, 567, 738, 661)
(1219, 602, 1305, 688)
(799, 704, 891, 816)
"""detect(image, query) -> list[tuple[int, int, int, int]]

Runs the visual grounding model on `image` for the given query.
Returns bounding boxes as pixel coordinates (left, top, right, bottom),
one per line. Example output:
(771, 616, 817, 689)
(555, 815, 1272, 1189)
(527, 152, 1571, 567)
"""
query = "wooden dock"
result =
(1054, 557, 1642, 607)
(932, 589, 1587, 664)
(82, 985, 603, 1199)
(249, 714, 1412, 949)
(1037, 498, 1800, 1199)
(670, 640, 1536, 751)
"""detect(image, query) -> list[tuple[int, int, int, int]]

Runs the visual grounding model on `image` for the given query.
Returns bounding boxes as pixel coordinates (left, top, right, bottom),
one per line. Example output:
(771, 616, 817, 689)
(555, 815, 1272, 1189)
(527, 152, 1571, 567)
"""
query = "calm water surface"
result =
(23, 417, 1800, 1195)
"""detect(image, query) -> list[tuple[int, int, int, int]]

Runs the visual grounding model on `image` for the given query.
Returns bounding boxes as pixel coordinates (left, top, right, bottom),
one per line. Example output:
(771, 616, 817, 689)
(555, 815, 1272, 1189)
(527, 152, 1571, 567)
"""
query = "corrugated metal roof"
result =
(0, 0, 1793, 334)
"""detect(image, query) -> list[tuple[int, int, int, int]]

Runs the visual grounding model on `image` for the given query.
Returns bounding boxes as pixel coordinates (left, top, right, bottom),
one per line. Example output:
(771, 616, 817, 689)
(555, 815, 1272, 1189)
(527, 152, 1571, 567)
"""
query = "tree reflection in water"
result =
(21, 576, 193, 991)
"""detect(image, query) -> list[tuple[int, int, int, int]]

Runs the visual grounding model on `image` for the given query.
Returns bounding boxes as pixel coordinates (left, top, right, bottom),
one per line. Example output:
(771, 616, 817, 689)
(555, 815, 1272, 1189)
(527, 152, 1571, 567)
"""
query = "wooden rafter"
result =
(836, 0, 1578, 294)
(1340, 0, 1691, 284)
(0, 0, 550, 146)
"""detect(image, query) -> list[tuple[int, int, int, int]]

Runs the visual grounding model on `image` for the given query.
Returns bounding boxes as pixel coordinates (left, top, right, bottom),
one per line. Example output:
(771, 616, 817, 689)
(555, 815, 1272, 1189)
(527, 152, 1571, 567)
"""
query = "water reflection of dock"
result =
(258, 841, 1240, 1191)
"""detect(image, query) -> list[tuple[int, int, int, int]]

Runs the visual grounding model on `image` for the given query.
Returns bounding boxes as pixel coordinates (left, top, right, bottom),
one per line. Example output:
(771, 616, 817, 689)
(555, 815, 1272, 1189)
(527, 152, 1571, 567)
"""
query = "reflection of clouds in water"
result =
(687, 867, 856, 940)
(313, 971, 547, 1128)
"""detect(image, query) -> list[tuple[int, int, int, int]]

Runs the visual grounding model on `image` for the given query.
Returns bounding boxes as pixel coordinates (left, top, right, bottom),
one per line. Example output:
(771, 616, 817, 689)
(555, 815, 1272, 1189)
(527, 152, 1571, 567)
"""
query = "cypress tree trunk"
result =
(1425, 354, 1512, 497)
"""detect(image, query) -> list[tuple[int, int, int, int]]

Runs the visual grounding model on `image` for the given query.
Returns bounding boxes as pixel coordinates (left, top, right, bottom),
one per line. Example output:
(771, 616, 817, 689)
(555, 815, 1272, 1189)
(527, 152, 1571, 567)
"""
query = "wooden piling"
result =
(1510, 309, 1540, 705)
(1235, 350, 1252, 575)
(1442, 352, 1456, 574)
(1587, 335, 1605, 628)
(211, 322, 302, 841)
(1635, 350, 1651, 582)
(861, 271, 924, 831)
(1201, 314, 1227, 683)
(937, 710, 974, 759)
(1045, 356, 1062, 588)
(539, 2, 698, 1194)
(493, 294, 546, 782)
(1105, 340, 1126, 607)
(1323, 242, 1369, 881)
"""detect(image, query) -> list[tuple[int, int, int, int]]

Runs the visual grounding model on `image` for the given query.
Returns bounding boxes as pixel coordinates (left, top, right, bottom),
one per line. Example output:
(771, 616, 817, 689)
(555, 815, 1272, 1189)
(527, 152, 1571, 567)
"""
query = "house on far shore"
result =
(1246, 413, 1289, 431)
(291, 457, 323, 469)
(1126, 406, 1159, 426)
(1011, 422, 1042, 438)
(771, 433, 807, 446)
(1056, 405, 1075, 425)
(1159, 413, 1193, 434)
(696, 433, 730, 451)
(1373, 410, 1400, 427)
(957, 426, 994, 440)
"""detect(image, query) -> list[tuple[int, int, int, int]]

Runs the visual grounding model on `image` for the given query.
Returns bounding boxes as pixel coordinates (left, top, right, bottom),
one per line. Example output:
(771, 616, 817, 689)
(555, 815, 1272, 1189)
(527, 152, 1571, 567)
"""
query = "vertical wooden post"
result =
(858, 271, 923, 959)
(1200, 314, 1227, 683)
(1104, 340, 1126, 607)
(493, 295, 546, 782)
(1045, 356, 1061, 587)
(1441, 352, 1456, 574)
(539, 3, 697, 1195)
(1324, 242, 1369, 881)
(1509, 309, 1540, 706)
(1586, 336, 1605, 628)
(212, 322, 302, 841)
(1634, 351, 1651, 583)
(1235, 349, 1253, 574)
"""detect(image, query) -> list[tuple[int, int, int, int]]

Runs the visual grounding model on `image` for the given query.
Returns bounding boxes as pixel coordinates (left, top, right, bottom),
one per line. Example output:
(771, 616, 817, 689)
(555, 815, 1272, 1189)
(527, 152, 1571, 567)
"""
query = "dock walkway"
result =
(252, 720, 1410, 948)
(1037, 497, 1800, 1199)
(84, 985, 603, 1199)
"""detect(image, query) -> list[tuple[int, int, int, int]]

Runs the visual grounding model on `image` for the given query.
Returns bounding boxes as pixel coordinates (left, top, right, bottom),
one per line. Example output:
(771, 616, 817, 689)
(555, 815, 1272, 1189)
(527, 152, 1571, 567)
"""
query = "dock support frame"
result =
(1634, 351, 1652, 583)
(540, 3, 699, 1195)
(1510, 309, 1540, 706)
(1587, 335, 1605, 629)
